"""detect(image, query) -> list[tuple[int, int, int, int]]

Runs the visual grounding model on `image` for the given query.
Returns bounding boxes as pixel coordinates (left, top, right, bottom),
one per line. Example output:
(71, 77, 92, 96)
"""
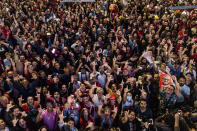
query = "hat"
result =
(109, 94, 116, 100)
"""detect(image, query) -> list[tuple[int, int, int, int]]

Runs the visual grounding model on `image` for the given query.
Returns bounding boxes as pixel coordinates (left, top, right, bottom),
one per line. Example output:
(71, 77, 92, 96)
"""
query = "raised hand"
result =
(124, 87, 128, 93)
(124, 110, 129, 117)
(6, 101, 14, 112)
(113, 57, 116, 63)
(35, 93, 40, 99)
(189, 59, 194, 65)
(59, 112, 64, 122)
(18, 96, 24, 103)
(120, 80, 124, 87)
(21, 111, 27, 117)
(12, 118, 18, 127)
(105, 94, 110, 100)
(38, 106, 43, 114)
(171, 75, 177, 81)
(116, 90, 121, 96)
(86, 122, 94, 129)
(113, 107, 118, 113)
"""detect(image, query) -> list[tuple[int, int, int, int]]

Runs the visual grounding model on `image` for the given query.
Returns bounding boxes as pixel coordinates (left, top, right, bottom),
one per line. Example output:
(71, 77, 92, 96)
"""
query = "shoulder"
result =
(182, 85, 190, 91)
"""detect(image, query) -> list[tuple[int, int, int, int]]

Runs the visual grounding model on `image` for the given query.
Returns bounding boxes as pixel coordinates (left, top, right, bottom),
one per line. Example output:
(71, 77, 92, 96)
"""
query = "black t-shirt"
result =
(135, 106, 153, 122)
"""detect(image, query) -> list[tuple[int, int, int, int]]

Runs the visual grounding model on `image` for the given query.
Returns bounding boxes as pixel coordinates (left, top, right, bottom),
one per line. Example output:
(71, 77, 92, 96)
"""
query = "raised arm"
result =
(172, 75, 180, 96)
(76, 62, 83, 74)
(111, 107, 118, 120)
(190, 43, 197, 56)
(36, 107, 43, 123)
(89, 86, 96, 98)
(121, 111, 129, 124)
(97, 104, 103, 117)
(18, 96, 24, 107)
(105, 75, 112, 93)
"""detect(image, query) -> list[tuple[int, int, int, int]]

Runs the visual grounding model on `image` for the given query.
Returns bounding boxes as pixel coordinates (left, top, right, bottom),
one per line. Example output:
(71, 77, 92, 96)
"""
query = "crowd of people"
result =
(0, 0, 197, 130)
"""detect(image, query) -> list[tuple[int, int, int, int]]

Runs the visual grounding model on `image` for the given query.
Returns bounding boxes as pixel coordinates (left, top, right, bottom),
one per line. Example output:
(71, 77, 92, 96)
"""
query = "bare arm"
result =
(97, 104, 103, 117)
(36, 108, 43, 123)
(10, 59, 16, 73)
(190, 44, 197, 56)
(105, 75, 111, 93)
(89, 86, 96, 98)
(76, 62, 83, 74)
(24, 62, 28, 75)
(172, 76, 180, 96)
(14, 50, 19, 62)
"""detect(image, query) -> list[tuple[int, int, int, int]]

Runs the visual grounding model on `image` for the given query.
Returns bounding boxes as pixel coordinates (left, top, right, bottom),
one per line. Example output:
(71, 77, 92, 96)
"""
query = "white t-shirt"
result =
(92, 94, 105, 107)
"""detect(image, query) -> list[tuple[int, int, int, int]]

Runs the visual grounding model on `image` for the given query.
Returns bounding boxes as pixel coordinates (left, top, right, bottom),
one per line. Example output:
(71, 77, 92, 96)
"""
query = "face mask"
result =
(127, 96, 132, 101)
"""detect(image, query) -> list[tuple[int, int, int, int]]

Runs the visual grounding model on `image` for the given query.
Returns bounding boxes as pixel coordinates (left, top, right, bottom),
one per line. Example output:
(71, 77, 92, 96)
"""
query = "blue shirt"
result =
(177, 85, 190, 103)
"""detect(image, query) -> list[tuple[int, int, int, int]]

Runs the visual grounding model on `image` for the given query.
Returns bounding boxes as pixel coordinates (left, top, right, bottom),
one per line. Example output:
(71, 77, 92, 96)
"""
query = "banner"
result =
(159, 72, 171, 88)
(169, 5, 197, 10)
(60, 0, 95, 2)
